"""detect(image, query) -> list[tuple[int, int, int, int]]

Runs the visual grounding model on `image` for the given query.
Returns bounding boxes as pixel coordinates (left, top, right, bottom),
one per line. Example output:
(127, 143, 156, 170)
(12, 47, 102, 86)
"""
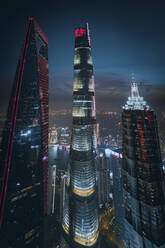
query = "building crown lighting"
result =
(123, 73, 150, 110)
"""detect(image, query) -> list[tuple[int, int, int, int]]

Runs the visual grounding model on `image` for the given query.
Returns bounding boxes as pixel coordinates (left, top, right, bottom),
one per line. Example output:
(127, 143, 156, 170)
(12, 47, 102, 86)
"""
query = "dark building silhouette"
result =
(111, 148, 124, 242)
(97, 151, 111, 209)
(122, 74, 165, 248)
(44, 165, 57, 248)
(62, 23, 99, 247)
(0, 17, 48, 247)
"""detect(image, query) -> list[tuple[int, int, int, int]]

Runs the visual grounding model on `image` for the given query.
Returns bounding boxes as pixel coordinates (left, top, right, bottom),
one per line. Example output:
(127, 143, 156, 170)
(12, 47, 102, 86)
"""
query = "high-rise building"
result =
(111, 148, 124, 242)
(0, 17, 48, 247)
(44, 164, 57, 248)
(60, 174, 68, 223)
(97, 152, 111, 209)
(58, 127, 70, 147)
(49, 127, 58, 145)
(62, 23, 99, 247)
(122, 74, 165, 248)
(47, 165, 56, 215)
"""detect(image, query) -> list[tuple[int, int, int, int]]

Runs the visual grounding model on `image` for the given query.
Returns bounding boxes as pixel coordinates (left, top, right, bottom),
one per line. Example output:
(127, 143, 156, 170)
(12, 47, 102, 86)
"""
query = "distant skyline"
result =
(1, 0, 165, 112)
(49, 75, 165, 113)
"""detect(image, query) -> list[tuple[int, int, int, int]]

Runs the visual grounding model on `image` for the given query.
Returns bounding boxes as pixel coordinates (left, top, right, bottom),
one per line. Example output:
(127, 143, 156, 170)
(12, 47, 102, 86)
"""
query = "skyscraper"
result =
(47, 165, 56, 215)
(62, 23, 99, 247)
(97, 152, 111, 209)
(44, 164, 57, 248)
(0, 17, 48, 247)
(122, 74, 165, 248)
(111, 148, 124, 242)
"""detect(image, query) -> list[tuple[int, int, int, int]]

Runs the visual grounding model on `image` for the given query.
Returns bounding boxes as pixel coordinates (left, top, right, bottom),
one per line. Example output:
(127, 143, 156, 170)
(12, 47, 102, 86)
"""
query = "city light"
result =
(0, 9, 165, 248)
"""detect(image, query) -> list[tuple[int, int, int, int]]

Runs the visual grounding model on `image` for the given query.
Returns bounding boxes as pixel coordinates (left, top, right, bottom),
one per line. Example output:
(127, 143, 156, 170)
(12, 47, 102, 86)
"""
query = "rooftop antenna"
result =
(131, 72, 139, 98)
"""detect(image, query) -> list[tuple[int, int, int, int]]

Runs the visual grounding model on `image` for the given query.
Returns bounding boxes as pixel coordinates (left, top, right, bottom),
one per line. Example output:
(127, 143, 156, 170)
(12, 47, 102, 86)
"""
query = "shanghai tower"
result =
(62, 24, 99, 247)
(122, 74, 165, 248)
(0, 17, 48, 247)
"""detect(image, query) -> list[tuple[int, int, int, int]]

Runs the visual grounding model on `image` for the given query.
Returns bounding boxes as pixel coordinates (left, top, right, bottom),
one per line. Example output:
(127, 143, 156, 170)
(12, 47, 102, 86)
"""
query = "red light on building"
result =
(75, 28, 86, 37)
(0, 17, 49, 247)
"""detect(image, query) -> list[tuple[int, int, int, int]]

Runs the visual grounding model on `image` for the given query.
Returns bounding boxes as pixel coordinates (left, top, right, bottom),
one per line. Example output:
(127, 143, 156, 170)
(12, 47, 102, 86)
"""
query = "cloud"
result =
(95, 73, 165, 112)
(48, 72, 165, 112)
(0, 73, 164, 114)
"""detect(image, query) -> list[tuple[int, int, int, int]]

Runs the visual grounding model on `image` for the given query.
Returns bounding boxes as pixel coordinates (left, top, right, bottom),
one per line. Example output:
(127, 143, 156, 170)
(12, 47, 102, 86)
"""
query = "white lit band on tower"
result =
(123, 73, 150, 111)
(122, 74, 165, 248)
(62, 24, 99, 247)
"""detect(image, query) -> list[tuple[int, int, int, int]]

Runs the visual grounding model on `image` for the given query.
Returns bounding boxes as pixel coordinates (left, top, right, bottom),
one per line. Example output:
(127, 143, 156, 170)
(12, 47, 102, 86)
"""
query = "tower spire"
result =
(131, 72, 135, 83)
(123, 73, 150, 110)
(131, 73, 140, 98)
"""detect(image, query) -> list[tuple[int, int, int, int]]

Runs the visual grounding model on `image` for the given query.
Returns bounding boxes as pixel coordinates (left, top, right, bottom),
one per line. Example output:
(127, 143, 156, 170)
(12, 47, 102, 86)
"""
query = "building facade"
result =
(47, 165, 56, 215)
(0, 17, 48, 247)
(62, 24, 99, 247)
(111, 148, 124, 242)
(122, 75, 165, 248)
(97, 152, 111, 209)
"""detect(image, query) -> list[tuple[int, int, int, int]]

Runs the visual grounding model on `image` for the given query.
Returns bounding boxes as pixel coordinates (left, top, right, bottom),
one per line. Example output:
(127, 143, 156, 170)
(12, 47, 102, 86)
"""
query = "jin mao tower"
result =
(122, 74, 165, 248)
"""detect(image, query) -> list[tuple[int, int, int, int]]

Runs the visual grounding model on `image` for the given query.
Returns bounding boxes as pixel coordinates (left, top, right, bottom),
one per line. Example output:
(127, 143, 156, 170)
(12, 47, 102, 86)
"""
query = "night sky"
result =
(1, 0, 165, 112)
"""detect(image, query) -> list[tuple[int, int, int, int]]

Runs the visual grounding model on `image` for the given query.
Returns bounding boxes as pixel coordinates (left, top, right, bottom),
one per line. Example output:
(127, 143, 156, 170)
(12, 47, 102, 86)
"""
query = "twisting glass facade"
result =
(62, 24, 99, 247)
(0, 17, 48, 247)
(122, 75, 165, 248)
